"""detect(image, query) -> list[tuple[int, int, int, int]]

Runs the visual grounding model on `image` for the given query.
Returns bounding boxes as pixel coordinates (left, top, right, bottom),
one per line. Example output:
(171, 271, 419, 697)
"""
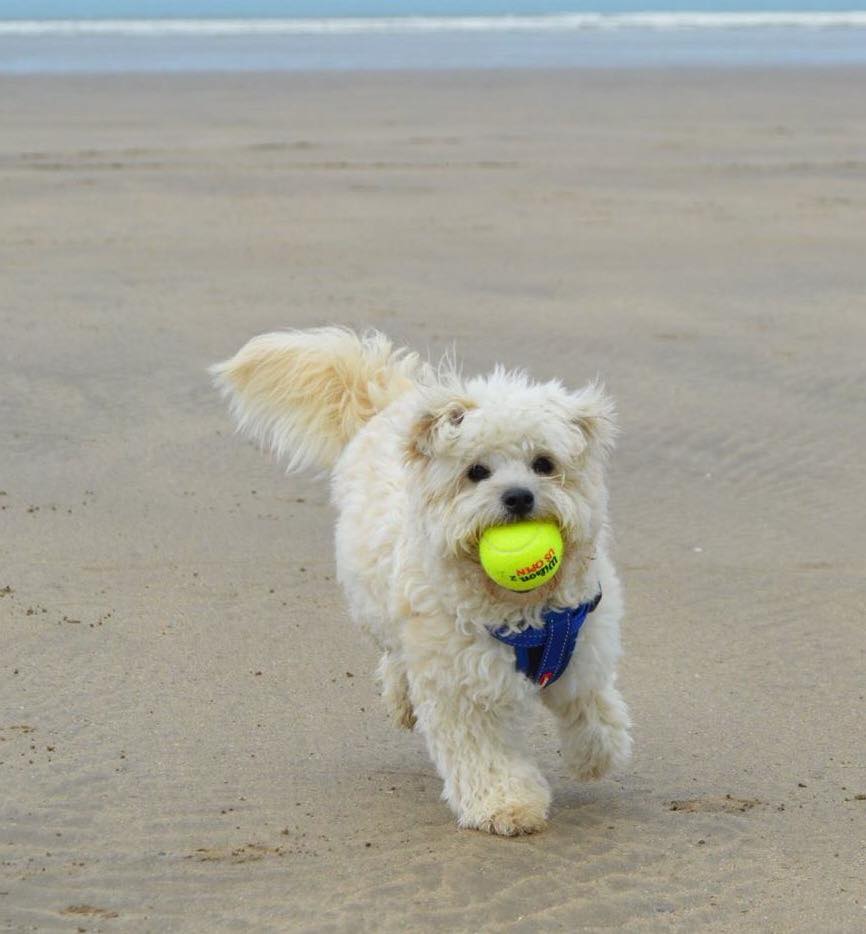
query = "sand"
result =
(1, 68, 864, 932)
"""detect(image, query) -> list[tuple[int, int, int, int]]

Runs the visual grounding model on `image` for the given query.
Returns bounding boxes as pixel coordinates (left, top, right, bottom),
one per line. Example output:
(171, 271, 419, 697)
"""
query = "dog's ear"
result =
(408, 397, 473, 460)
(569, 382, 618, 455)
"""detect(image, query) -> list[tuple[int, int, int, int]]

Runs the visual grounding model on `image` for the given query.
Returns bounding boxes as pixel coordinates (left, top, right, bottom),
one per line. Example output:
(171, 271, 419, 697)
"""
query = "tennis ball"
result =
(479, 520, 564, 592)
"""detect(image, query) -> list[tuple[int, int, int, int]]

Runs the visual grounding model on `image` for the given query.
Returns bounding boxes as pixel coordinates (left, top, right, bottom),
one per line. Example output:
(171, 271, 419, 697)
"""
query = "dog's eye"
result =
(466, 464, 491, 483)
(531, 456, 555, 476)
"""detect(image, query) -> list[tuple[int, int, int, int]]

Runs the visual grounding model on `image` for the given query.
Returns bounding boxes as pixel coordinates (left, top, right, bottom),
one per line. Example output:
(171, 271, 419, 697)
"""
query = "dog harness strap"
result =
(488, 589, 602, 689)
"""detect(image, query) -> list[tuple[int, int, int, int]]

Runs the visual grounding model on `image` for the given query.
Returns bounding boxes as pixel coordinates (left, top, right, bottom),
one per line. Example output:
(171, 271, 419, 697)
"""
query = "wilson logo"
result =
(510, 549, 558, 584)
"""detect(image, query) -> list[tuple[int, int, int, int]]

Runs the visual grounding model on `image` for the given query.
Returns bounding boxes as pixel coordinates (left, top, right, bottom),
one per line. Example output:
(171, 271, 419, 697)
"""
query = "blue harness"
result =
(488, 590, 602, 689)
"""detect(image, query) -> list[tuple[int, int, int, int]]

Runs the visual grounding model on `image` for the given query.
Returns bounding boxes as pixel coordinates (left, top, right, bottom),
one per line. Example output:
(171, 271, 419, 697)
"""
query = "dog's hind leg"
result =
(542, 679, 632, 781)
(377, 650, 416, 730)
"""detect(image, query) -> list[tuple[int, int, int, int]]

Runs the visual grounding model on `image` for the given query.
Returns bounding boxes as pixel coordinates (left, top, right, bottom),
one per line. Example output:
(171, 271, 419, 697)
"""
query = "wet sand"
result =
(1, 69, 865, 931)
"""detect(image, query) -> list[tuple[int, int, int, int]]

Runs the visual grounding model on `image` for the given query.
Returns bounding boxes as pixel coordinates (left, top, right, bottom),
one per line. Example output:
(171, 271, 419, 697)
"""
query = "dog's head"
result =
(406, 366, 617, 580)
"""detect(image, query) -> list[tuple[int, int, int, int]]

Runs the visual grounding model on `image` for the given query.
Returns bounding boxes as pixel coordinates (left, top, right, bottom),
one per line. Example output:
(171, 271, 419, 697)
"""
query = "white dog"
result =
(212, 328, 631, 835)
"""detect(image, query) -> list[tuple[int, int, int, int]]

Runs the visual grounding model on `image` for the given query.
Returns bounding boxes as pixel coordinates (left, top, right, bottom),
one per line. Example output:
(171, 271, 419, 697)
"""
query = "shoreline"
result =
(3, 61, 866, 79)
(4, 26, 866, 74)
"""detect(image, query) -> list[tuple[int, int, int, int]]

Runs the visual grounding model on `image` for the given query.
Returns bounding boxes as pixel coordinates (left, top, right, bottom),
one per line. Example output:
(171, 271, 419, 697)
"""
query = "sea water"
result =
(1, 1, 865, 73)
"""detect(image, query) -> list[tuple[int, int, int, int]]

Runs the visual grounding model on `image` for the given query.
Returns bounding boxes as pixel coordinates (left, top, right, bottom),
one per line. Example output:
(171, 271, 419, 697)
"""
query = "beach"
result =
(1, 68, 865, 930)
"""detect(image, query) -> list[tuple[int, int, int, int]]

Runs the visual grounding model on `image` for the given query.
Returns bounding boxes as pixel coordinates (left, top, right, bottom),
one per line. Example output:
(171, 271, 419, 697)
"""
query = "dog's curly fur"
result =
(212, 327, 631, 835)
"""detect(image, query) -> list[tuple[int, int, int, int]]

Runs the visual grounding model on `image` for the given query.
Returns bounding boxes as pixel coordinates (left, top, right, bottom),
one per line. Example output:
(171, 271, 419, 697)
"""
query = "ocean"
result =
(2, 2, 866, 73)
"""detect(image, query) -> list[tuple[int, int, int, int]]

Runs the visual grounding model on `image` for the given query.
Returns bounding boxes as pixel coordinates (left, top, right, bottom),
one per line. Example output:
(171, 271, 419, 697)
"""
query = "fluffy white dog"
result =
(212, 328, 631, 835)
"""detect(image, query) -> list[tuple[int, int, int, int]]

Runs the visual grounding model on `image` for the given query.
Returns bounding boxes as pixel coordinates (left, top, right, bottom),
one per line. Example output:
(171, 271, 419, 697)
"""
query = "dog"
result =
(212, 327, 631, 835)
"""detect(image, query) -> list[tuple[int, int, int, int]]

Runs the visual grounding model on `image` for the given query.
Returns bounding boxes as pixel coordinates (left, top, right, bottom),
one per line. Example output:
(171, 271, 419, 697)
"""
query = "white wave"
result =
(2, 13, 866, 37)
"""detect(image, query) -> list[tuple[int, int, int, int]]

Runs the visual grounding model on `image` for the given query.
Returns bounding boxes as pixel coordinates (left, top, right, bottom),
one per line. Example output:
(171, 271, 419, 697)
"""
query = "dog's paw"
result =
(392, 698, 417, 731)
(567, 723, 632, 782)
(377, 651, 415, 730)
(473, 801, 549, 837)
(458, 781, 550, 836)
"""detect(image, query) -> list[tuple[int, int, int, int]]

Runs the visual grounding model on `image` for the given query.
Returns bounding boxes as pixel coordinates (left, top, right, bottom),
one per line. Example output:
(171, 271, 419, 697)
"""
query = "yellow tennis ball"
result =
(479, 520, 564, 592)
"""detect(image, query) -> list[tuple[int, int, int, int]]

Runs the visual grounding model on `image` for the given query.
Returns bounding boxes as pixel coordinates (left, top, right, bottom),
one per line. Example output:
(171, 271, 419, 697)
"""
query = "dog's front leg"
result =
(405, 623, 550, 836)
(542, 677, 632, 781)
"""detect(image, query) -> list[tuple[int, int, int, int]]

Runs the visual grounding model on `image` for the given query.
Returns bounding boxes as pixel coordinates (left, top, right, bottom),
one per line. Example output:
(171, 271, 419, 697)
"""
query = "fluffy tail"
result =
(210, 327, 423, 472)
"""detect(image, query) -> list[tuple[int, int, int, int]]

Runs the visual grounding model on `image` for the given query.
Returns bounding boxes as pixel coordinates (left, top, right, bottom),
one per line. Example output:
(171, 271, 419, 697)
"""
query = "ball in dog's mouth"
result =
(478, 520, 564, 592)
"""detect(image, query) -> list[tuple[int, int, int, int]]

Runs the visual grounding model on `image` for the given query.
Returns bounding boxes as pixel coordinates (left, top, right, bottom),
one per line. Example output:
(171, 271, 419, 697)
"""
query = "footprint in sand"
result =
(669, 794, 763, 813)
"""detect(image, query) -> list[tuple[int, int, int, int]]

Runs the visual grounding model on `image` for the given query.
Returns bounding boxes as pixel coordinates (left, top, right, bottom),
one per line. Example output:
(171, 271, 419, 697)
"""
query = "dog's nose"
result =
(502, 487, 535, 518)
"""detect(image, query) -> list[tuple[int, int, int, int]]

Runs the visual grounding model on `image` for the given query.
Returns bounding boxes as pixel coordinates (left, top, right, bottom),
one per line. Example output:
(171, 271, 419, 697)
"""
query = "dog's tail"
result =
(210, 327, 424, 472)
